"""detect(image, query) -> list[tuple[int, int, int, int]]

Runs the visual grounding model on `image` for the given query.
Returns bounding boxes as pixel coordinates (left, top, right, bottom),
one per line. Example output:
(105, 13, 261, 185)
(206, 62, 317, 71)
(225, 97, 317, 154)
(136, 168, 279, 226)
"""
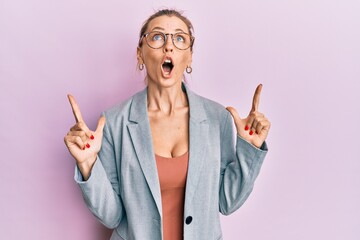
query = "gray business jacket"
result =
(75, 83, 268, 240)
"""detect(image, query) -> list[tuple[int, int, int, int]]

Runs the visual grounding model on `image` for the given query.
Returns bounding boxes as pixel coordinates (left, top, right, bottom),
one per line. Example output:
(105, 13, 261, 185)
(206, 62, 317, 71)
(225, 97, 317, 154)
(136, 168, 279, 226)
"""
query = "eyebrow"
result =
(150, 27, 188, 33)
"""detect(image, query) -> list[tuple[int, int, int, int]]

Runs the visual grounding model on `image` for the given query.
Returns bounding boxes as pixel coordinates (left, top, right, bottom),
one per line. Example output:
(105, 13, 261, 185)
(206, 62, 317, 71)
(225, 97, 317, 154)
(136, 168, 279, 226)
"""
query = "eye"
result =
(175, 34, 185, 43)
(152, 33, 164, 41)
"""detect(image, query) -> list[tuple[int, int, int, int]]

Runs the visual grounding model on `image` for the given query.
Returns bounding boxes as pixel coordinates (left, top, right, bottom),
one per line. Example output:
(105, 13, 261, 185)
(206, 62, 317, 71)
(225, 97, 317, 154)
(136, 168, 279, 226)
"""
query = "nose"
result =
(163, 34, 174, 52)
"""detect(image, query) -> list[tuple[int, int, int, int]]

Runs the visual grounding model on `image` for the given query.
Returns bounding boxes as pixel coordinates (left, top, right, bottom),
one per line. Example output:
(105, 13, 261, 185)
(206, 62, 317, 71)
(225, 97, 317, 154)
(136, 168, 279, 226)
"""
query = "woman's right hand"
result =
(64, 94, 106, 180)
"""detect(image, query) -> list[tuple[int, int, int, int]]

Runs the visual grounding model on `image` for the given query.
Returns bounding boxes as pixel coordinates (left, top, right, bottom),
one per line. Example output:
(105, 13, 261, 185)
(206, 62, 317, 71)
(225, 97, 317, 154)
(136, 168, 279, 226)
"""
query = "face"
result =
(137, 16, 193, 88)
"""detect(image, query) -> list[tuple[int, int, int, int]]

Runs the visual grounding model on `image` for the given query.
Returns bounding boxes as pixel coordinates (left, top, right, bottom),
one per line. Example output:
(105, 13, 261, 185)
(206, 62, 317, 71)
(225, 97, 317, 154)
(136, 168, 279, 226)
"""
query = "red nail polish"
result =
(90, 135, 94, 140)
(86, 143, 90, 148)
(249, 130, 253, 135)
(245, 126, 249, 131)
(82, 146, 85, 150)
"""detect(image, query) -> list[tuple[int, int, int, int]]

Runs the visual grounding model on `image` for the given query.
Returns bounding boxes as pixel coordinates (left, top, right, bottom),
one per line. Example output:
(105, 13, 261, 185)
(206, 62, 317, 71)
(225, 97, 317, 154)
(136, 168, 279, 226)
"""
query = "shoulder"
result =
(187, 88, 234, 139)
(102, 88, 146, 124)
(187, 87, 230, 122)
(202, 96, 229, 118)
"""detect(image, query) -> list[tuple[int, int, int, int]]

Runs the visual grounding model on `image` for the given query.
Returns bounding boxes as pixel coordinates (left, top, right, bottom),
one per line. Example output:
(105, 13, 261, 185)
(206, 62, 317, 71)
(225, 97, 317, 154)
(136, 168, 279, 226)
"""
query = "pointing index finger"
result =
(251, 84, 263, 112)
(67, 94, 84, 123)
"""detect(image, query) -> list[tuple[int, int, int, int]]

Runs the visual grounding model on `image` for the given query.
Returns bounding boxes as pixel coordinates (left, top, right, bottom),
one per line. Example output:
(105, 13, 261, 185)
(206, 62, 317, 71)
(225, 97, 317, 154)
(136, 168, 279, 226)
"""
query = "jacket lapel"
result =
(126, 88, 163, 218)
(183, 85, 209, 204)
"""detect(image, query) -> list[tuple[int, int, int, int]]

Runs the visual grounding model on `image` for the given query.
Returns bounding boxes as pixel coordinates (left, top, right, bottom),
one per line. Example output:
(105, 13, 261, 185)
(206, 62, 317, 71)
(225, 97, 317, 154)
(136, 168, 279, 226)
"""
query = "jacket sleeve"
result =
(74, 114, 124, 229)
(219, 111, 268, 215)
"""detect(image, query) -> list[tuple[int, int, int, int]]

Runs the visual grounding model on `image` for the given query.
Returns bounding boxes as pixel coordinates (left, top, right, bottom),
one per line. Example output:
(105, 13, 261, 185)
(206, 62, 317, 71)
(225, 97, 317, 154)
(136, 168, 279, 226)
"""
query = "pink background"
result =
(1, 0, 359, 239)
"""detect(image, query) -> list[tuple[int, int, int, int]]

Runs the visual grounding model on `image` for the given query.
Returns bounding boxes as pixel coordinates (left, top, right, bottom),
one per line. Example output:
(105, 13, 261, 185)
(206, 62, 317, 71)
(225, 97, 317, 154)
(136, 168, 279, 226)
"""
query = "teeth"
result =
(164, 59, 172, 63)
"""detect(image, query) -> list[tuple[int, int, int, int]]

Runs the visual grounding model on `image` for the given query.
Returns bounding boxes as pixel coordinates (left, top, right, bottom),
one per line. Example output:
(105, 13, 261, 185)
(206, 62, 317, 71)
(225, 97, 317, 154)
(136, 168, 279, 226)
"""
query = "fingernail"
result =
(90, 135, 94, 140)
(245, 126, 249, 131)
(82, 146, 85, 150)
(86, 143, 90, 148)
(249, 130, 253, 135)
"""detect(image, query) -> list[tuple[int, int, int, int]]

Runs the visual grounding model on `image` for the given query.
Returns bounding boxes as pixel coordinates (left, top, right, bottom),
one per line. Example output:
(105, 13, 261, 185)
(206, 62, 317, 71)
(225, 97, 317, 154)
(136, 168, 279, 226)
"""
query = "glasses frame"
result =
(139, 31, 195, 50)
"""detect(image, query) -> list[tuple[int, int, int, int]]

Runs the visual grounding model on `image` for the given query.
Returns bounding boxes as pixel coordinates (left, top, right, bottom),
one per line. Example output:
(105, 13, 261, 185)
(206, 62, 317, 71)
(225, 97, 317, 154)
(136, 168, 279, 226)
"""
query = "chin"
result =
(149, 75, 182, 88)
(159, 79, 180, 88)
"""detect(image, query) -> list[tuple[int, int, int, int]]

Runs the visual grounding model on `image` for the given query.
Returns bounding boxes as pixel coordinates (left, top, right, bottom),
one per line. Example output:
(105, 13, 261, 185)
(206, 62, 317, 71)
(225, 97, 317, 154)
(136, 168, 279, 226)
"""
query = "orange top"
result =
(155, 151, 189, 240)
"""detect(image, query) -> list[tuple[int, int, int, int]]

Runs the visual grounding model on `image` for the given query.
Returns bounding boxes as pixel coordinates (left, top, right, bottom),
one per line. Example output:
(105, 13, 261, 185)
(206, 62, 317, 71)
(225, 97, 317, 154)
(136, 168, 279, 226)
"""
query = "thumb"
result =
(95, 116, 106, 133)
(226, 106, 241, 122)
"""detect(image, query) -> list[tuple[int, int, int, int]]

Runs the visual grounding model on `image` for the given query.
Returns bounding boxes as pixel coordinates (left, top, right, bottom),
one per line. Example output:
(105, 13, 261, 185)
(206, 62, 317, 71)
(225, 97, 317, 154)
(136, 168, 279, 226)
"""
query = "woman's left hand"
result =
(226, 84, 271, 148)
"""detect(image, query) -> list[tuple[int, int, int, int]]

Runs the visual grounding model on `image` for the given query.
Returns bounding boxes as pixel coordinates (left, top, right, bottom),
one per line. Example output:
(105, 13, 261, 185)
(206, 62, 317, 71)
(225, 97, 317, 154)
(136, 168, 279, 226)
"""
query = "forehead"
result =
(146, 16, 189, 33)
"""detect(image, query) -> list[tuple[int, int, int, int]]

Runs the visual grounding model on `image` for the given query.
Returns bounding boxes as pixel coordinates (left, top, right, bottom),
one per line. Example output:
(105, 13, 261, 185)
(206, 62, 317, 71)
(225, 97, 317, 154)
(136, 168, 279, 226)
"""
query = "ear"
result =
(187, 52, 193, 67)
(137, 47, 143, 64)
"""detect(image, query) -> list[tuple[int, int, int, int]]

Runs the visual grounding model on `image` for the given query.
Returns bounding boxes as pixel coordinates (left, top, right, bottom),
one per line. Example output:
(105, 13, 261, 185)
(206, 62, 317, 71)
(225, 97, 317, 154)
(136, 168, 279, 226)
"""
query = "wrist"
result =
(77, 155, 97, 181)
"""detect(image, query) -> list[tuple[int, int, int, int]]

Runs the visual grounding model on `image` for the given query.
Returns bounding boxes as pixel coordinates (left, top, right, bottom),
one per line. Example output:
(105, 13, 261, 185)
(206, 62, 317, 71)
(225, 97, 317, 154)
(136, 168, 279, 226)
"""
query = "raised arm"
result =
(219, 84, 270, 215)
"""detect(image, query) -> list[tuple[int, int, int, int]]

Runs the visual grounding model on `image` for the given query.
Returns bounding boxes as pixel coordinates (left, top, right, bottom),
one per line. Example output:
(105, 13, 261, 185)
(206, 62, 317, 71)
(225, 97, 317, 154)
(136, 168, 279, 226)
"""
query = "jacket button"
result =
(185, 216, 193, 225)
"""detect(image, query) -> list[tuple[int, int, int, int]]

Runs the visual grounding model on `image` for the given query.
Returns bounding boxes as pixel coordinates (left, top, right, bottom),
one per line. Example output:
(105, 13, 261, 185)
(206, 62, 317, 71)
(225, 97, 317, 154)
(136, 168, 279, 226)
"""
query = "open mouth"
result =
(162, 58, 174, 75)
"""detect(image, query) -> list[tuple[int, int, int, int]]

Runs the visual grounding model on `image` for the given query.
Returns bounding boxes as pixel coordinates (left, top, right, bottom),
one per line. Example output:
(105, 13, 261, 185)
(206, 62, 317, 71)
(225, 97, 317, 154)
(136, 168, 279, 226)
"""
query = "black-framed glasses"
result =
(140, 31, 195, 50)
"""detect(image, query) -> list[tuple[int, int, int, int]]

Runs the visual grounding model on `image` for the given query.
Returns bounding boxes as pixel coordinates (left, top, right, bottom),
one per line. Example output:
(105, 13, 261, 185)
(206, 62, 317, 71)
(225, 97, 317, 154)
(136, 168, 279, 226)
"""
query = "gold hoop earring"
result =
(186, 66, 192, 74)
(139, 64, 144, 71)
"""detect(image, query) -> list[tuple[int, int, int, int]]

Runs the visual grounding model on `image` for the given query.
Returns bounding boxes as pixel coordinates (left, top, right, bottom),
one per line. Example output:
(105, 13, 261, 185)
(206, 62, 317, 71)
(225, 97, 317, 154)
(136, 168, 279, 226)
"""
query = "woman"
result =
(64, 9, 270, 240)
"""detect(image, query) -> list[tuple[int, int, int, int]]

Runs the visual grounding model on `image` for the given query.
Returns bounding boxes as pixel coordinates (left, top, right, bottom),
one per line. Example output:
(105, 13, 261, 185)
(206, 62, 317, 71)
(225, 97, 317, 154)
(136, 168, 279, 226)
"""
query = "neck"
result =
(147, 81, 188, 116)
